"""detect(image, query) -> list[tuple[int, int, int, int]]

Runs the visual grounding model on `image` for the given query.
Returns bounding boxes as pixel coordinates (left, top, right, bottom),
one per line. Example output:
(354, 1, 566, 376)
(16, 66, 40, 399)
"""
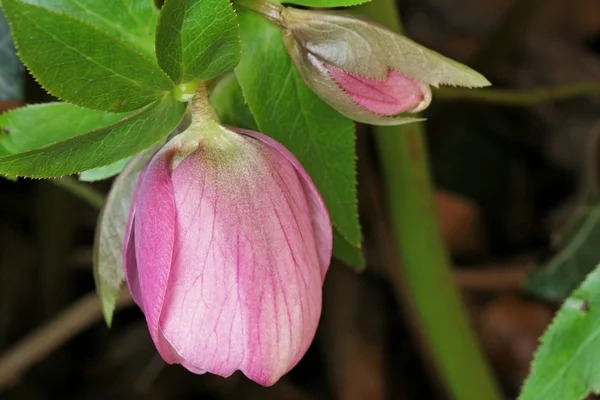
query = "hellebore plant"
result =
(0, 0, 490, 389)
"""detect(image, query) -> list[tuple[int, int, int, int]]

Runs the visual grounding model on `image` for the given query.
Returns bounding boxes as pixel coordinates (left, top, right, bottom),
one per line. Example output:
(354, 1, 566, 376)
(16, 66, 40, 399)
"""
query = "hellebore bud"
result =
(280, 7, 490, 125)
(124, 109, 332, 386)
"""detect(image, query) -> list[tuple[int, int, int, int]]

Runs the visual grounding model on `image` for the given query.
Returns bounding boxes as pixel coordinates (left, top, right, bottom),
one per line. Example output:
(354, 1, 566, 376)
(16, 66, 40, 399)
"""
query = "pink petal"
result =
(121, 144, 165, 308)
(123, 160, 150, 309)
(129, 143, 182, 364)
(158, 130, 328, 386)
(231, 127, 332, 280)
(327, 66, 431, 116)
(124, 227, 140, 306)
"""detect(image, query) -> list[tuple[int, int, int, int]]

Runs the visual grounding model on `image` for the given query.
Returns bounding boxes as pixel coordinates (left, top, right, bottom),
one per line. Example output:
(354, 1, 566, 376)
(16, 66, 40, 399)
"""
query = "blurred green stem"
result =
(436, 82, 600, 106)
(357, 1, 502, 400)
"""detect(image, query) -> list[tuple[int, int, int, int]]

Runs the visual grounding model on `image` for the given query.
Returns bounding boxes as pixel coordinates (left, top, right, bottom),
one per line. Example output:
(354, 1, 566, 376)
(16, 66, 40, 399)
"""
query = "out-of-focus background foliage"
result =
(2, 0, 600, 398)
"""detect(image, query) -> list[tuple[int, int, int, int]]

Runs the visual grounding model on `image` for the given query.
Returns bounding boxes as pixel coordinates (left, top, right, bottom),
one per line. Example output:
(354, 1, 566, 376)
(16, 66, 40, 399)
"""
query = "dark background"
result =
(1, 0, 600, 398)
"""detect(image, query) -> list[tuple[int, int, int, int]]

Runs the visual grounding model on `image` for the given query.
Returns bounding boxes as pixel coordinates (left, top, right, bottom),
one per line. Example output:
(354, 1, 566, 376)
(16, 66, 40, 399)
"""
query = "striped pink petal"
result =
(327, 66, 431, 115)
(124, 142, 183, 364)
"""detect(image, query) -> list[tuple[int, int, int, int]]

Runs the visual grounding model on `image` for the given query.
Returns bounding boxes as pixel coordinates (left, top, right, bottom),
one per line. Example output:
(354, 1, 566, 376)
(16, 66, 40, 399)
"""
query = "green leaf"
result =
(282, 0, 370, 8)
(156, 0, 240, 83)
(210, 73, 258, 131)
(333, 230, 364, 268)
(94, 148, 156, 325)
(17, 0, 160, 59)
(80, 158, 131, 182)
(519, 263, 600, 400)
(0, 95, 185, 178)
(3, 0, 174, 112)
(524, 198, 600, 301)
(0, 103, 126, 155)
(236, 10, 362, 266)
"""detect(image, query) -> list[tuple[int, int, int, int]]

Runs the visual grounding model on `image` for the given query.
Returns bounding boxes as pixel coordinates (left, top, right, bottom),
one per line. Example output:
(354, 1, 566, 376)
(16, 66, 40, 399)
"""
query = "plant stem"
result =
(51, 177, 105, 209)
(435, 82, 600, 106)
(357, 2, 503, 400)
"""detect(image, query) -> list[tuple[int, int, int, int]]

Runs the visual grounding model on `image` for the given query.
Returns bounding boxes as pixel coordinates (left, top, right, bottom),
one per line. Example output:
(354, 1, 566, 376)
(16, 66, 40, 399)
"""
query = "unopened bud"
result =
(281, 8, 490, 125)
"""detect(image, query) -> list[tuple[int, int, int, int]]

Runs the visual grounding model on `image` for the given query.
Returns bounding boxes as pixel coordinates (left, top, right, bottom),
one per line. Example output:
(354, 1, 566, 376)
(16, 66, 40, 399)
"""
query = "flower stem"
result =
(435, 82, 600, 106)
(357, 2, 503, 400)
(190, 81, 220, 124)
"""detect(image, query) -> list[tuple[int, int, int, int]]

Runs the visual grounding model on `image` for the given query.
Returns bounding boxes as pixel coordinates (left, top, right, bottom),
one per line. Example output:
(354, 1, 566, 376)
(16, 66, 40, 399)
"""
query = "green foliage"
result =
(14, 0, 160, 59)
(333, 231, 365, 268)
(94, 148, 157, 325)
(0, 103, 125, 155)
(3, 0, 174, 112)
(524, 197, 600, 301)
(519, 263, 600, 400)
(0, 96, 185, 178)
(156, 0, 240, 83)
(210, 73, 258, 131)
(235, 10, 363, 267)
(80, 158, 131, 182)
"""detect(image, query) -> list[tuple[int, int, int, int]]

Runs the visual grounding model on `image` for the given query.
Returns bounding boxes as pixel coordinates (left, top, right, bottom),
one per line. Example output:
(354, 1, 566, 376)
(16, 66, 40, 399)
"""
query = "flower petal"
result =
(232, 127, 332, 279)
(159, 130, 326, 385)
(131, 143, 181, 364)
(124, 224, 140, 306)
(95, 147, 152, 324)
(123, 155, 153, 308)
(327, 66, 431, 116)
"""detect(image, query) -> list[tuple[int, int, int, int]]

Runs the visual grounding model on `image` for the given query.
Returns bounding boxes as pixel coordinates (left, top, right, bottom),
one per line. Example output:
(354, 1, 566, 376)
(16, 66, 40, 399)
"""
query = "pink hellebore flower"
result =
(124, 125, 332, 386)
